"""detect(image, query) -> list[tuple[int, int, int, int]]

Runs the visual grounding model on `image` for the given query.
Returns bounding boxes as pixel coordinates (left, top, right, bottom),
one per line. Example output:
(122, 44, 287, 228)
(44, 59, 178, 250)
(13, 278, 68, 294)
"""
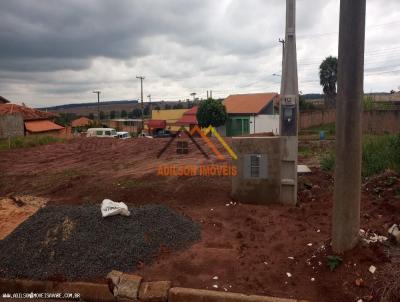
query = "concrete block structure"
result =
(231, 137, 281, 204)
(0, 114, 24, 139)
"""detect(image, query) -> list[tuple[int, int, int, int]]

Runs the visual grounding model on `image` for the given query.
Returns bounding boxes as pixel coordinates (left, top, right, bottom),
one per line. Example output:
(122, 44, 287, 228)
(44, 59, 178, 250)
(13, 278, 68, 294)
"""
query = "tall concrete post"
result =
(332, 0, 366, 253)
(280, 0, 299, 205)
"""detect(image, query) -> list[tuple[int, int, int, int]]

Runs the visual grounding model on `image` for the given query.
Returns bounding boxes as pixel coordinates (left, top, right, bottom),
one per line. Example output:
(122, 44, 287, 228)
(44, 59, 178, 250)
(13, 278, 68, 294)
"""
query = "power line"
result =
(298, 49, 400, 65)
(365, 68, 400, 76)
(297, 20, 400, 39)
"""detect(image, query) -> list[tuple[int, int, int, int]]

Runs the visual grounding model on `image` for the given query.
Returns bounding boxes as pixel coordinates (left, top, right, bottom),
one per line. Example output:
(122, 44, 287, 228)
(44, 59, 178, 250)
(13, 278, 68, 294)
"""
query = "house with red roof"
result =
(71, 117, 93, 128)
(221, 93, 280, 136)
(175, 106, 198, 130)
(146, 119, 167, 135)
(0, 103, 65, 137)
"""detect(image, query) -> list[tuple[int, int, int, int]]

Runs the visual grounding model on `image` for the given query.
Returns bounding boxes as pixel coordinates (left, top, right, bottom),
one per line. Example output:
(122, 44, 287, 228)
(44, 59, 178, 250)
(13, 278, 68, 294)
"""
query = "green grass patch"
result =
(298, 145, 312, 157)
(320, 151, 335, 172)
(31, 169, 84, 191)
(0, 135, 65, 150)
(300, 123, 336, 140)
(327, 255, 343, 272)
(362, 135, 399, 176)
(116, 179, 160, 189)
(319, 134, 400, 177)
(308, 123, 336, 135)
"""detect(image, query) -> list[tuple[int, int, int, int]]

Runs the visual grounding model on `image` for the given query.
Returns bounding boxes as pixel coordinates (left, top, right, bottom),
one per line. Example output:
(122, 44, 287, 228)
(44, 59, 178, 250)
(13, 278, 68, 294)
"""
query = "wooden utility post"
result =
(332, 0, 366, 253)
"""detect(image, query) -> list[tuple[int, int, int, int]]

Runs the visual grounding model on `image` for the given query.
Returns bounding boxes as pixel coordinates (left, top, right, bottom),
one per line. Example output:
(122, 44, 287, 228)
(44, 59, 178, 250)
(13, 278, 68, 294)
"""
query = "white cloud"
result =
(0, 0, 398, 107)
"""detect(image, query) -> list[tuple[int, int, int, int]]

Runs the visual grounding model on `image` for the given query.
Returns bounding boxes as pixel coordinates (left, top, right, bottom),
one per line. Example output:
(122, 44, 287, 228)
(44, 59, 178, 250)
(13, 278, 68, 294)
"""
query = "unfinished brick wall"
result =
(300, 110, 336, 129)
(300, 109, 400, 134)
(0, 114, 24, 139)
(363, 110, 400, 134)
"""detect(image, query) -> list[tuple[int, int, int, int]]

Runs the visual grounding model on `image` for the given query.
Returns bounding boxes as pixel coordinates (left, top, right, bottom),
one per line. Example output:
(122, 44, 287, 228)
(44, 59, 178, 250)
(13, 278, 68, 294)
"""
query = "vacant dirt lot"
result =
(1, 137, 399, 302)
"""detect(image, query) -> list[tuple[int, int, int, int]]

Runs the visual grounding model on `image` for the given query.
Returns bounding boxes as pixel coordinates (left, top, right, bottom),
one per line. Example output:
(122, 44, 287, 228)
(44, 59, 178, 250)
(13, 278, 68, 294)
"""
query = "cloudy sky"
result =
(0, 0, 399, 107)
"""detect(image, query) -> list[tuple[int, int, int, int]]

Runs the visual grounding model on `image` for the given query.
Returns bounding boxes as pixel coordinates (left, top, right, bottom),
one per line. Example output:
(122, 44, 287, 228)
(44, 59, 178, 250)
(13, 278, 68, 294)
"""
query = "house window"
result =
(177, 141, 189, 154)
(250, 155, 261, 178)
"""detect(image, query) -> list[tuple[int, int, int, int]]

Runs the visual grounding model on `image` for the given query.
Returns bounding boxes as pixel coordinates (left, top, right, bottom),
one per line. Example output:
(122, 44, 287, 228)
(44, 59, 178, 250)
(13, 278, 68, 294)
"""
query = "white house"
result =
(218, 93, 280, 136)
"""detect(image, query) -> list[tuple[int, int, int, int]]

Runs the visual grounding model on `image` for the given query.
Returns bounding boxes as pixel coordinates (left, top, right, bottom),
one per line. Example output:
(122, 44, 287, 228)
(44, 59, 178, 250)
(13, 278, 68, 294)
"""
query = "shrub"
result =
(319, 134, 400, 176)
(298, 145, 312, 157)
(320, 152, 335, 172)
(363, 95, 375, 111)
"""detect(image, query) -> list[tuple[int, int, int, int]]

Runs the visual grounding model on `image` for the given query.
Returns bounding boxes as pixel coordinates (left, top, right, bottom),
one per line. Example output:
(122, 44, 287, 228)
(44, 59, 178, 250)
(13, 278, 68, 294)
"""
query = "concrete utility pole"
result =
(278, 38, 285, 95)
(278, 38, 285, 58)
(332, 0, 366, 253)
(280, 0, 299, 205)
(93, 91, 101, 121)
(136, 76, 145, 132)
(147, 94, 152, 119)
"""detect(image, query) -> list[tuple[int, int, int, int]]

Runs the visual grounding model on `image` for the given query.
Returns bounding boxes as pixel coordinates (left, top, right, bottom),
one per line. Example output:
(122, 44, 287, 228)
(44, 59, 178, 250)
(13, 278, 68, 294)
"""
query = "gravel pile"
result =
(0, 204, 200, 280)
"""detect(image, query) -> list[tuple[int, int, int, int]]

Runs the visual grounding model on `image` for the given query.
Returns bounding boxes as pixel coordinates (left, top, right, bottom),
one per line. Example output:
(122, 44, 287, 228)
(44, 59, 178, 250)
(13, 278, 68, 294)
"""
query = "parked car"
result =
(86, 128, 117, 138)
(138, 132, 154, 139)
(116, 131, 131, 139)
(154, 129, 175, 138)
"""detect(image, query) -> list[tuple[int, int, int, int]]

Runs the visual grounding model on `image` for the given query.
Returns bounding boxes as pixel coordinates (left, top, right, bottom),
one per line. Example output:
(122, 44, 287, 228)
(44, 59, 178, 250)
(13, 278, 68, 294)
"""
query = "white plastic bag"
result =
(101, 199, 130, 217)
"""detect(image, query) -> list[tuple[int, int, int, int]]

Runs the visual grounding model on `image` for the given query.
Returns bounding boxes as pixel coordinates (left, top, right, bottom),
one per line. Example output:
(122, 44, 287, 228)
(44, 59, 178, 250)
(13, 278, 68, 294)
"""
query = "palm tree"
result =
(319, 56, 338, 108)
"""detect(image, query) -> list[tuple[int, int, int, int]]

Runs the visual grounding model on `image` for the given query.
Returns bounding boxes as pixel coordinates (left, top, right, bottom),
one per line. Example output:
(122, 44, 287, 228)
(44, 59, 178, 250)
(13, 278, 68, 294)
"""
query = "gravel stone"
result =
(0, 204, 200, 280)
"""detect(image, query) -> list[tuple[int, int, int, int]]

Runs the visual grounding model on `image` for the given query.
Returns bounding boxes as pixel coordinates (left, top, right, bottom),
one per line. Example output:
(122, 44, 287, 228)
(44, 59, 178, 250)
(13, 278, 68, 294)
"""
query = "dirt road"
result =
(0, 137, 399, 302)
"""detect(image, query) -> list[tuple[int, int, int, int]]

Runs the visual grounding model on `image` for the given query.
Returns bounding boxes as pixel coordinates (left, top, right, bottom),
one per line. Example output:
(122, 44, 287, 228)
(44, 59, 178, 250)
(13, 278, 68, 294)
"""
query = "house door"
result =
(227, 116, 250, 137)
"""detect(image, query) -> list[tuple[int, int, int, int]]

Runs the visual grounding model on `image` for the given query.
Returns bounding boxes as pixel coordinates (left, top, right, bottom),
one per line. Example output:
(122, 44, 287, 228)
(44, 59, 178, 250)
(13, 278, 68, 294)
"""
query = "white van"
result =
(116, 131, 131, 139)
(86, 128, 117, 138)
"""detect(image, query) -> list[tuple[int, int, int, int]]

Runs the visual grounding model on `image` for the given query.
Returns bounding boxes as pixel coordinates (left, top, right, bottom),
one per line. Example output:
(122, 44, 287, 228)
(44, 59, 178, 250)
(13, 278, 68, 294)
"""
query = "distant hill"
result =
(39, 99, 194, 117)
(303, 94, 324, 100)
(41, 100, 139, 111)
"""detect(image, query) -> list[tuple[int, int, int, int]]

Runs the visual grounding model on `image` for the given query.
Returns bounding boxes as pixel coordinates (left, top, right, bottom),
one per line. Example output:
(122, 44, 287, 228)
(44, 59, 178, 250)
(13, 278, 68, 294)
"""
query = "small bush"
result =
(327, 255, 343, 272)
(389, 134, 400, 173)
(0, 135, 65, 151)
(320, 152, 335, 172)
(362, 135, 392, 176)
(363, 95, 375, 111)
(318, 134, 400, 176)
(299, 145, 312, 157)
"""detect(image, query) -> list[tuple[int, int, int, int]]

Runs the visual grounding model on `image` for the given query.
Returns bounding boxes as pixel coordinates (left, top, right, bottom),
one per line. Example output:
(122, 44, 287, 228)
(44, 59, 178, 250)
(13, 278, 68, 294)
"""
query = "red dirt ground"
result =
(0, 137, 399, 302)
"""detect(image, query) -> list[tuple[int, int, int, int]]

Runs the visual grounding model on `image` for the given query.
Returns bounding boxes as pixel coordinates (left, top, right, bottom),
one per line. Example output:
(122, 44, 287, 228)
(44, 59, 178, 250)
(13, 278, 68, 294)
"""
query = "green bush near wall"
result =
(319, 134, 400, 177)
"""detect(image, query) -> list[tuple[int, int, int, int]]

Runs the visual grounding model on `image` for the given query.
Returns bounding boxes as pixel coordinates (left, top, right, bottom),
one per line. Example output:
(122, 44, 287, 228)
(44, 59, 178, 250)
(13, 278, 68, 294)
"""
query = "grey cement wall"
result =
(0, 114, 24, 139)
(231, 137, 281, 204)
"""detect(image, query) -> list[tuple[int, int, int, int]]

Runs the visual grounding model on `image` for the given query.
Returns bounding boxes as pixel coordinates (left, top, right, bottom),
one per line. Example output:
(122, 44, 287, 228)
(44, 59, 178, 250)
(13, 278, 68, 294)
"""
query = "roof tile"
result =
(25, 120, 64, 133)
(223, 93, 278, 114)
(0, 104, 57, 120)
(71, 117, 93, 127)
